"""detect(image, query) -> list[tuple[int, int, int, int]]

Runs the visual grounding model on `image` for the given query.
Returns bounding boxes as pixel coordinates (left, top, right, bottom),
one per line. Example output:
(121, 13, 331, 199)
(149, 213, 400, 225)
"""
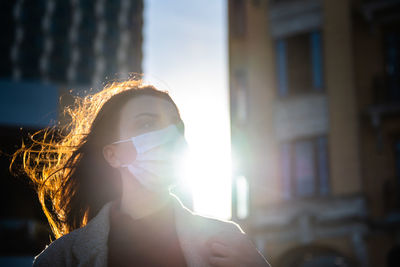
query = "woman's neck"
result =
(119, 174, 170, 220)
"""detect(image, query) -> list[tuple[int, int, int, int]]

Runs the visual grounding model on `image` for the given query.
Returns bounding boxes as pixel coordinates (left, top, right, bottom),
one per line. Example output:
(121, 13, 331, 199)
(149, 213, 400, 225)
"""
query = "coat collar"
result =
(71, 194, 208, 267)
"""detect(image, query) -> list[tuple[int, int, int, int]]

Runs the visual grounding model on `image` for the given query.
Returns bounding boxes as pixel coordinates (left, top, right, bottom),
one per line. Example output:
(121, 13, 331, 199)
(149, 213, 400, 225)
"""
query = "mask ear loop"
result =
(111, 121, 184, 147)
(111, 138, 131, 145)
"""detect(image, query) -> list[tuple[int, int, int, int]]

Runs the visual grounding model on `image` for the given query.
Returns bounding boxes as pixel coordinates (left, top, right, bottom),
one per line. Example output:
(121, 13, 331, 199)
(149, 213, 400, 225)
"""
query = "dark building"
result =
(228, 0, 400, 266)
(0, 0, 143, 265)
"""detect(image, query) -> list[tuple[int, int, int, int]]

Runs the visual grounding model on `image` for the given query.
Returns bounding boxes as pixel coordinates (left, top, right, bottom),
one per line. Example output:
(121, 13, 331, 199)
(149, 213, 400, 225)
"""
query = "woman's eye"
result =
(141, 120, 156, 129)
(143, 122, 152, 128)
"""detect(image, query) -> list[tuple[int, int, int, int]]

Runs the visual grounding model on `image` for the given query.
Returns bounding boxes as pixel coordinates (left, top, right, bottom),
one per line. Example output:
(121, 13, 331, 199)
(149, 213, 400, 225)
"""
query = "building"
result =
(0, 0, 143, 264)
(228, 0, 400, 266)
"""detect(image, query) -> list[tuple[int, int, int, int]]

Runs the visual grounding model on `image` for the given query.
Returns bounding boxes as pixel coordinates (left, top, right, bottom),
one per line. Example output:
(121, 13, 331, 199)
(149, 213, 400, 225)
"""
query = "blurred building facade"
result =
(228, 0, 400, 266)
(0, 0, 143, 264)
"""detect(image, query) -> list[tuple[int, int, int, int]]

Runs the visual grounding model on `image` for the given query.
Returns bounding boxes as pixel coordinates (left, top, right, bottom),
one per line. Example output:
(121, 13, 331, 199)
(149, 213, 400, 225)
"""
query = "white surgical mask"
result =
(113, 124, 188, 192)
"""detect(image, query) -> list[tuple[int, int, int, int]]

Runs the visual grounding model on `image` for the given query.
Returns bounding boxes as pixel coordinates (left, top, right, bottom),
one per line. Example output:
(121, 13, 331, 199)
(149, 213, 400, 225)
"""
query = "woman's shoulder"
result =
(33, 202, 112, 267)
(171, 194, 244, 236)
(191, 211, 244, 234)
(172, 196, 270, 266)
(33, 229, 82, 267)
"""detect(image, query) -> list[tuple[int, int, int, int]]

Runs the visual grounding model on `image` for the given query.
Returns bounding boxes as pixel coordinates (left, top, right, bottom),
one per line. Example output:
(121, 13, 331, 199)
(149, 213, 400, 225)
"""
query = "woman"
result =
(13, 80, 269, 267)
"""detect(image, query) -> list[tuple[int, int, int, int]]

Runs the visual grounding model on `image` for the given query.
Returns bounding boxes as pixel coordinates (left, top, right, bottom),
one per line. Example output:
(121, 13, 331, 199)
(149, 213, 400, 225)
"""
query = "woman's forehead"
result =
(120, 95, 178, 119)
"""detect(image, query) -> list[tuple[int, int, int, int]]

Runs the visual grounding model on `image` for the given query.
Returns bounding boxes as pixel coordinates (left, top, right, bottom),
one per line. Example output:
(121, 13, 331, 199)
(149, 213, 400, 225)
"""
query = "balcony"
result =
(250, 195, 368, 247)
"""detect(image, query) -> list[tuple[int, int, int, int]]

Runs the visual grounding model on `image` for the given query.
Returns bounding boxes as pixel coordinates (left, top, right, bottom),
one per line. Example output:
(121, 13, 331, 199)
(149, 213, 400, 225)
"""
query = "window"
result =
(294, 140, 315, 196)
(280, 136, 330, 199)
(276, 31, 324, 97)
(1, 0, 142, 84)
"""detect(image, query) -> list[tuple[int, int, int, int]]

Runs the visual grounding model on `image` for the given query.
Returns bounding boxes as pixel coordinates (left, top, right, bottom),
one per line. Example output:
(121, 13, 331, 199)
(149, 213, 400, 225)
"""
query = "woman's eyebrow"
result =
(134, 112, 159, 118)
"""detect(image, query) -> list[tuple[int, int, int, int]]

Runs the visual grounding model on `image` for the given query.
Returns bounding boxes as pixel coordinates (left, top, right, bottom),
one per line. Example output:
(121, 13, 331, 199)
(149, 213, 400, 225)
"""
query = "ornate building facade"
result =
(228, 0, 400, 266)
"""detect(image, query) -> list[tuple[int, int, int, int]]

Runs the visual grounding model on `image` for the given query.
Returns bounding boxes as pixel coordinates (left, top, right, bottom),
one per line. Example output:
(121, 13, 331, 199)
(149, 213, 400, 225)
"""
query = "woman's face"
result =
(103, 94, 181, 168)
(117, 95, 181, 140)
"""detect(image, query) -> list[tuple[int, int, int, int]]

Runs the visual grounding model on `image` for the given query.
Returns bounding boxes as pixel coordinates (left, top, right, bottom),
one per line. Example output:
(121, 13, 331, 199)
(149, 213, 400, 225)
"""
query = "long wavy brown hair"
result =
(10, 80, 179, 239)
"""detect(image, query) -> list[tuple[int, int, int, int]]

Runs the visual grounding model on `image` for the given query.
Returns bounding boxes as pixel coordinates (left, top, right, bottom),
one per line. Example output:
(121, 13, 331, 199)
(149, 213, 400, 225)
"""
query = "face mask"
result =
(112, 124, 188, 192)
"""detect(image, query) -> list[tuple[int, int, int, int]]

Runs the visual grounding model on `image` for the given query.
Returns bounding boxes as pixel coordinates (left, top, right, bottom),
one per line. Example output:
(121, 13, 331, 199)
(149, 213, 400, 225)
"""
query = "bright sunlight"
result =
(143, 0, 231, 219)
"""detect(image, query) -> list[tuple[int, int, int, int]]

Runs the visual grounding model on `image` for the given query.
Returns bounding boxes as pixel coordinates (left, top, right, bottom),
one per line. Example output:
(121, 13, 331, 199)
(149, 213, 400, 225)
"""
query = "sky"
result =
(143, 0, 231, 219)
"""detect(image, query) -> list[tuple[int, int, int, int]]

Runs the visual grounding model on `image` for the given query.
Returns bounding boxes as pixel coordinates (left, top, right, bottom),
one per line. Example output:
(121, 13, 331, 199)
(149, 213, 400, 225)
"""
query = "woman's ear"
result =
(103, 145, 122, 168)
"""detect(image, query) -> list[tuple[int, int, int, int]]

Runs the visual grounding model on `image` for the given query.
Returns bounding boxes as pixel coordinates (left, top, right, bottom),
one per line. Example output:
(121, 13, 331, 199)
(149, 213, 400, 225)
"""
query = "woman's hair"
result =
(11, 80, 180, 239)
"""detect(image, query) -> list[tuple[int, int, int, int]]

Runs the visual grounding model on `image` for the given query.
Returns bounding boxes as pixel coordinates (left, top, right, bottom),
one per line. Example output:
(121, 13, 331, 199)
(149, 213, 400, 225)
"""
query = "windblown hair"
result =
(11, 79, 179, 239)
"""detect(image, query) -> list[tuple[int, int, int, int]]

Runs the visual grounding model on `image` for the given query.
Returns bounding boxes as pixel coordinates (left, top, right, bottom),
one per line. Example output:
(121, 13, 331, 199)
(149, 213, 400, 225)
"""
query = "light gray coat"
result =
(33, 195, 259, 267)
